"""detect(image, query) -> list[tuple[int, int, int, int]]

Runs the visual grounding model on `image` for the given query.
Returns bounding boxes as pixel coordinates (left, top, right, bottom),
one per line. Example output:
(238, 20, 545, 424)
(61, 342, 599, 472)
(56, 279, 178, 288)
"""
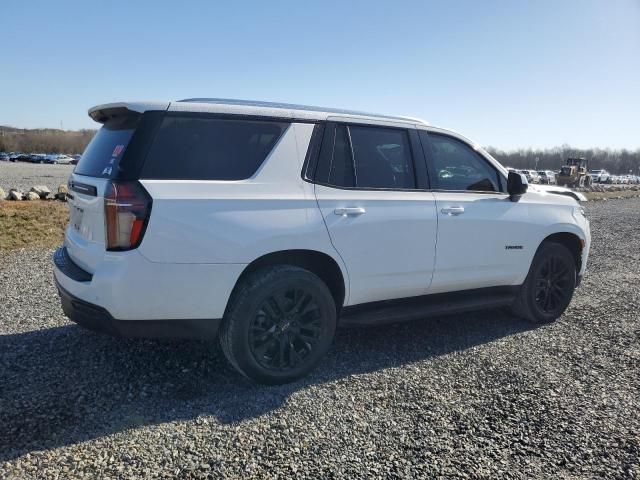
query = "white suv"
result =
(54, 99, 591, 384)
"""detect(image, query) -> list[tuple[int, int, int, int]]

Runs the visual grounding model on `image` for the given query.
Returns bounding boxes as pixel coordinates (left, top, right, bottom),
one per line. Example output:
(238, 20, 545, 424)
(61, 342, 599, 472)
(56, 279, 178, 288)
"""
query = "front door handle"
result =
(440, 206, 465, 216)
(334, 207, 366, 216)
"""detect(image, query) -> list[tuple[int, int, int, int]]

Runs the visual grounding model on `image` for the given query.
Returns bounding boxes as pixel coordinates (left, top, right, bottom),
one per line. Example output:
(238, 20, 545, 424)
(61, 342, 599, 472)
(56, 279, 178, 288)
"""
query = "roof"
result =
(88, 98, 429, 126)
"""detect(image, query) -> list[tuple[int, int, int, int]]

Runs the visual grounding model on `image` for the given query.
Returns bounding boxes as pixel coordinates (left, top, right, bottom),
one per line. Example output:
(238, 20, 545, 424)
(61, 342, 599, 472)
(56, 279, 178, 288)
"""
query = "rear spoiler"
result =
(88, 101, 170, 123)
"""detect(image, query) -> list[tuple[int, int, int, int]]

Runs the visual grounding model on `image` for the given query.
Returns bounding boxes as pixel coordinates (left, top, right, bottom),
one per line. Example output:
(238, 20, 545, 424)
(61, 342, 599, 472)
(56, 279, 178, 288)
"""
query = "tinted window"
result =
(350, 126, 415, 189)
(74, 115, 139, 178)
(320, 124, 416, 189)
(328, 125, 355, 187)
(427, 134, 501, 192)
(141, 116, 288, 180)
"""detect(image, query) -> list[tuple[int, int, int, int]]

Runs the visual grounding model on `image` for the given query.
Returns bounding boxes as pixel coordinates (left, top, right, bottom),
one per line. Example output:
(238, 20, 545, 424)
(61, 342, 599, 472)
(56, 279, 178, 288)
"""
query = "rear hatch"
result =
(65, 114, 145, 273)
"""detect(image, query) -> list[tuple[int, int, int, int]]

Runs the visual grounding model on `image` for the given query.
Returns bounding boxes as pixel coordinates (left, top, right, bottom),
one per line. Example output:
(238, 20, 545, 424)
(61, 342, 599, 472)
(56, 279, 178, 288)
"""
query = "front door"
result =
(421, 131, 532, 294)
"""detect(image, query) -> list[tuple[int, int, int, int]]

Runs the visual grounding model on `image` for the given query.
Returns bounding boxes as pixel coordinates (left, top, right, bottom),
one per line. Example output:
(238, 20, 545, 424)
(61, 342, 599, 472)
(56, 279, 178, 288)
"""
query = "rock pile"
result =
(2, 184, 68, 201)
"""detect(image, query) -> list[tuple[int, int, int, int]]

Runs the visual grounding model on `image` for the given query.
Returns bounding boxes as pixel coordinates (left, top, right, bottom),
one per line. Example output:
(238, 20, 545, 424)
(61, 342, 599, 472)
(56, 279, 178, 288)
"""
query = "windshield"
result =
(74, 115, 140, 178)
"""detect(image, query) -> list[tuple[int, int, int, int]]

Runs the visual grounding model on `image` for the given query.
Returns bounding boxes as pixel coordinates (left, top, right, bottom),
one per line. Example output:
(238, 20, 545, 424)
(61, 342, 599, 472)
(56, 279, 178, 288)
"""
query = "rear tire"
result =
(220, 265, 337, 385)
(511, 242, 576, 324)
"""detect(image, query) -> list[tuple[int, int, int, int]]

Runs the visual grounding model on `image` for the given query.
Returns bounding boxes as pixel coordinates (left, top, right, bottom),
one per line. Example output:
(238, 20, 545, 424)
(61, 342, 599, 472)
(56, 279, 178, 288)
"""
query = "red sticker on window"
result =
(112, 145, 125, 157)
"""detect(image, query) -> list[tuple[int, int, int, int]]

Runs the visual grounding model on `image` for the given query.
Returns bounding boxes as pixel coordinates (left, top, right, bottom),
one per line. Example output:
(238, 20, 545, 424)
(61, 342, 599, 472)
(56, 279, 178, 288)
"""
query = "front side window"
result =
(321, 124, 416, 189)
(426, 133, 502, 192)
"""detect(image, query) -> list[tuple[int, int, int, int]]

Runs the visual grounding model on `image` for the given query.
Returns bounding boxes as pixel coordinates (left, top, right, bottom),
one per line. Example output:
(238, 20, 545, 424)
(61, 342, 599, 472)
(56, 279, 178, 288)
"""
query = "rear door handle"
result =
(334, 207, 366, 216)
(440, 206, 465, 216)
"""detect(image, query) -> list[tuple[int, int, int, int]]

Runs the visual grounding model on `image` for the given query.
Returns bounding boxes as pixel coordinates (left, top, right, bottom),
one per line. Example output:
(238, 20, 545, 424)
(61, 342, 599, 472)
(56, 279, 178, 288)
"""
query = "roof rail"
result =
(177, 98, 427, 124)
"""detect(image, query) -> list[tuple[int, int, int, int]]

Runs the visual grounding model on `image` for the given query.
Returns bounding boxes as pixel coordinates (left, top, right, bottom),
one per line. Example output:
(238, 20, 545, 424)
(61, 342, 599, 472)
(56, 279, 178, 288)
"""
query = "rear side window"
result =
(140, 116, 288, 180)
(320, 124, 416, 189)
(74, 115, 139, 178)
(328, 125, 354, 187)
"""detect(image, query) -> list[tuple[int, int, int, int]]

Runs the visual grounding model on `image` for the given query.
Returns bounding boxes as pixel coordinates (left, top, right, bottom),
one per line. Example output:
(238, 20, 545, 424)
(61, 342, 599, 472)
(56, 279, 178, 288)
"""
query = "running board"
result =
(339, 287, 519, 327)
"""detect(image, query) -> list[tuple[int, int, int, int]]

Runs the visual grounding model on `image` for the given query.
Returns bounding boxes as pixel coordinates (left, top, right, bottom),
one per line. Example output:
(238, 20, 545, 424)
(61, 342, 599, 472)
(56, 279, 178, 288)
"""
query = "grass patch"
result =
(0, 201, 69, 251)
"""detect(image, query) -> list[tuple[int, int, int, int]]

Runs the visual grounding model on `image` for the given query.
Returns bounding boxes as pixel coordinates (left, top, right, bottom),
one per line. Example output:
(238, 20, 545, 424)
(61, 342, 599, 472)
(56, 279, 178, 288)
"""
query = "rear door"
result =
(313, 122, 437, 306)
(65, 114, 142, 272)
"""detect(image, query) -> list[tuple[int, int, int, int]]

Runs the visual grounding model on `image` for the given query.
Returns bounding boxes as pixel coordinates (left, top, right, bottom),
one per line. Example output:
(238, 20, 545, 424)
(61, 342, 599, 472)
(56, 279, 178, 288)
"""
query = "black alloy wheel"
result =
(248, 287, 324, 372)
(220, 265, 337, 384)
(533, 254, 572, 315)
(511, 242, 577, 324)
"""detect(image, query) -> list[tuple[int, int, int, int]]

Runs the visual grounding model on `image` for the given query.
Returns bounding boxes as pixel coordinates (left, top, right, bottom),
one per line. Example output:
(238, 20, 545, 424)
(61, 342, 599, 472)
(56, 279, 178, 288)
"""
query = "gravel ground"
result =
(1, 198, 639, 479)
(0, 162, 74, 193)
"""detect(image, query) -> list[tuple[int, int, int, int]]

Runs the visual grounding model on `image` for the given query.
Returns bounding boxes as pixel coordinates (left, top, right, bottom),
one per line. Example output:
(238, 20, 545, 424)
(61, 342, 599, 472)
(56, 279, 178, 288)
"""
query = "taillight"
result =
(104, 181, 152, 251)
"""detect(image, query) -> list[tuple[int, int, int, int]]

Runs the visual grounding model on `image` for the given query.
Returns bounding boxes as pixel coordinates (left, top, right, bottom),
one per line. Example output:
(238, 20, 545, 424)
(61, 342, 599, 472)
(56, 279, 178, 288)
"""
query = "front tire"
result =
(220, 265, 337, 384)
(511, 242, 577, 324)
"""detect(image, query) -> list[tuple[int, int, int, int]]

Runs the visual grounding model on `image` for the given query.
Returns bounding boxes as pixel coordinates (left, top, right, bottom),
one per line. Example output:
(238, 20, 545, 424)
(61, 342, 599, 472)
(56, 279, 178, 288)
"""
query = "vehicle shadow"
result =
(0, 309, 535, 462)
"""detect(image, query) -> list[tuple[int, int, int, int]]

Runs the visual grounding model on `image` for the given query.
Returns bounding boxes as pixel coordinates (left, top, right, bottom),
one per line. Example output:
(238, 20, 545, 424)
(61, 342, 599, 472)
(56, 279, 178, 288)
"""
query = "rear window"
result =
(74, 115, 139, 178)
(140, 116, 289, 180)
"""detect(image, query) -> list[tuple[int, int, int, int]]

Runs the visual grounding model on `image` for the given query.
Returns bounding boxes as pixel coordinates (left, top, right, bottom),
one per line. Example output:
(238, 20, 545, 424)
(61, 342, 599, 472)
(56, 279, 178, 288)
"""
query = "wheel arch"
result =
(539, 232, 583, 272)
(226, 249, 347, 314)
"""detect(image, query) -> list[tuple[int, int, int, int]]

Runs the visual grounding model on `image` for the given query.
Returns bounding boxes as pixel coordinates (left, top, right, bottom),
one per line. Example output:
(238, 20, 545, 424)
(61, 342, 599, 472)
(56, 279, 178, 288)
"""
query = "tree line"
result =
(486, 145, 640, 175)
(0, 126, 96, 155)
(2, 125, 638, 175)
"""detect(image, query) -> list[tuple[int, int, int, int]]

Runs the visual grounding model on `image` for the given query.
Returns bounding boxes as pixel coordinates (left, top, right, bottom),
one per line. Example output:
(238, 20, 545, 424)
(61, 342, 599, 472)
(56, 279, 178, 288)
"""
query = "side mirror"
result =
(507, 171, 528, 200)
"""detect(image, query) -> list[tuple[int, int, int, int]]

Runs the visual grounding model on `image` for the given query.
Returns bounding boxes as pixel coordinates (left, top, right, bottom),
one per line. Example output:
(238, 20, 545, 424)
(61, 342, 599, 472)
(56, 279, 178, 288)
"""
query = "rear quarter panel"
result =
(138, 123, 349, 289)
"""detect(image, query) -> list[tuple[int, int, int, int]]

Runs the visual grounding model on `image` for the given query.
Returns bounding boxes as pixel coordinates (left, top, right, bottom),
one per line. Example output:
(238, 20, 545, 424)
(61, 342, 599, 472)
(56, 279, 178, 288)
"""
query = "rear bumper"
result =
(53, 246, 232, 339)
(53, 245, 244, 321)
(55, 277, 221, 339)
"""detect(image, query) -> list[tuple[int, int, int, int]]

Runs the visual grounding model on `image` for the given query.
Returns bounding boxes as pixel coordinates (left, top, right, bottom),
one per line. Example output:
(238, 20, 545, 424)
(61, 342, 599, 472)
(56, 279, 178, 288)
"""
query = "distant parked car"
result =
(589, 169, 610, 184)
(15, 153, 31, 162)
(520, 170, 539, 183)
(537, 170, 555, 185)
(530, 171, 541, 183)
(0, 152, 9, 161)
(29, 153, 47, 163)
(44, 154, 74, 165)
(56, 154, 75, 165)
